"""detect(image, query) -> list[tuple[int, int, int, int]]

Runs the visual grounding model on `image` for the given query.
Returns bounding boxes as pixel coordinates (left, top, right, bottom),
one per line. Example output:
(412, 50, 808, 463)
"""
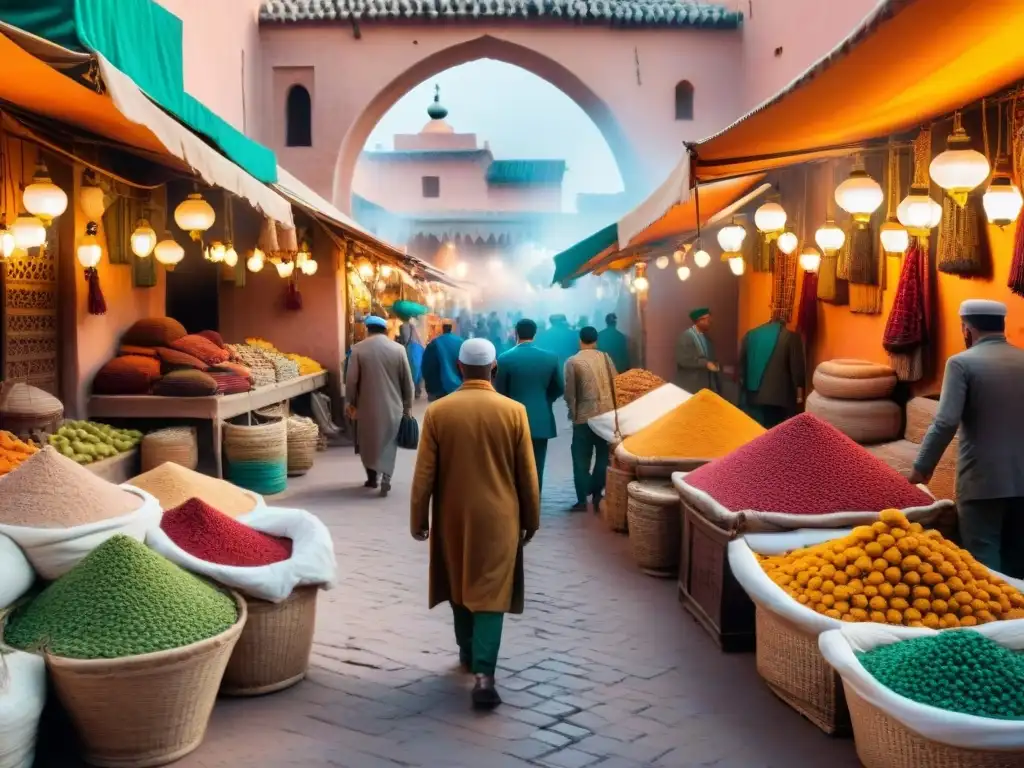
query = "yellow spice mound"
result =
(622, 389, 765, 459)
(759, 509, 1024, 627)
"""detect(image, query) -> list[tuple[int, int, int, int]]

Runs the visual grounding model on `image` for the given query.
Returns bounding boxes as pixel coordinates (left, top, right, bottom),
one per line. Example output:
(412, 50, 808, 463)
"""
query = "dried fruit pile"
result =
(759, 509, 1024, 626)
(622, 389, 764, 459)
(0, 431, 38, 477)
(162, 497, 292, 567)
(685, 413, 934, 514)
(614, 369, 665, 408)
(4, 535, 237, 659)
(858, 631, 1024, 719)
(47, 421, 142, 465)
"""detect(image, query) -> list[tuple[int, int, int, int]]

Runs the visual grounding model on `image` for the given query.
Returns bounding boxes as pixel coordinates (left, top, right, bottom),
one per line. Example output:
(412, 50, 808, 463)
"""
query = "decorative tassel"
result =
(816, 249, 848, 305)
(937, 194, 990, 278)
(883, 238, 929, 382)
(85, 268, 106, 315)
(753, 234, 773, 273)
(797, 270, 818, 340)
(769, 247, 798, 323)
(285, 279, 302, 310)
(848, 224, 877, 285)
(1008, 213, 1024, 297)
(850, 225, 885, 314)
(836, 227, 852, 280)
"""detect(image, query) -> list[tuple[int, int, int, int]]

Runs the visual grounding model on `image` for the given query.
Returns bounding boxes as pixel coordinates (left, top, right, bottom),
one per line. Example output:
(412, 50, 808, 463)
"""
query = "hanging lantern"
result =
(798, 245, 821, 273)
(130, 219, 157, 258)
(693, 249, 711, 268)
(79, 173, 106, 221)
(154, 237, 184, 270)
(930, 113, 990, 206)
(754, 200, 787, 237)
(276, 260, 295, 279)
(300, 259, 319, 276)
(632, 262, 649, 293)
(0, 215, 15, 259)
(672, 249, 686, 265)
(654, 255, 670, 270)
(453, 262, 468, 279)
(23, 160, 67, 224)
(247, 249, 265, 273)
(12, 213, 46, 250)
(223, 244, 239, 268)
(205, 241, 226, 263)
(879, 217, 910, 255)
(716, 219, 746, 254)
(983, 162, 1023, 228)
(676, 266, 691, 282)
(776, 231, 799, 255)
(896, 188, 942, 235)
(381, 265, 393, 278)
(174, 191, 215, 240)
(814, 219, 845, 253)
(76, 221, 102, 268)
(834, 161, 884, 222)
(357, 260, 374, 279)
(728, 256, 746, 276)
(375, 279, 387, 292)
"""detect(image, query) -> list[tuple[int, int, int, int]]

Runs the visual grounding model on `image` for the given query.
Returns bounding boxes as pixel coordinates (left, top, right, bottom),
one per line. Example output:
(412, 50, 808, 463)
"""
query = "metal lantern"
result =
(834, 164, 884, 222)
(12, 213, 46, 250)
(632, 262, 649, 292)
(672, 249, 686, 265)
(174, 192, 215, 240)
(79, 175, 106, 221)
(130, 219, 157, 258)
(23, 160, 67, 223)
(154, 237, 185, 270)
(879, 217, 910, 255)
(300, 258, 319, 276)
(983, 166, 1024, 228)
(224, 245, 239, 268)
(929, 114, 990, 206)
(676, 266, 691, 282)
(754, 201, 787, 236)
(776, 231, 799, 255)
(0, 217, 14, 259)
(716, 219, 746, 254)
(654, 255, 670, 270)
(727, 256, 746, 276)
(693, 249, 711, 268)
(897, 188, 942, 235)
(205, 241, 226, 263)
(814, 219, 846, 253)
(798, 246, 821, 273)
(76, 222, 102, 268)
(276, 260, 295, 279)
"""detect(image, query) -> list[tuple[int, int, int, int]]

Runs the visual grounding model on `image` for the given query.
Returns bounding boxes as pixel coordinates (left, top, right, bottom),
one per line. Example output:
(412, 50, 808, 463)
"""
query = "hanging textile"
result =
(770, 246, 798, 323)
(753, 234, 773, 273)
(1010, 211, 1024, 297)
(101, 196, 133, 266)
(817, 248, 848, 305)
(936, 193, 990, 278)
(797, 270, 818, 341)
(836, 227, 852, 281)
(883, 238, 929, 381)
(1010, 93, 1024, 296)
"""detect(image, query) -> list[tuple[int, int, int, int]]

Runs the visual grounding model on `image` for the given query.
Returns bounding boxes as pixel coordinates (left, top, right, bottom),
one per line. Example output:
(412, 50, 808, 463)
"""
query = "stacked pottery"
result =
(805, 359, 900, 445)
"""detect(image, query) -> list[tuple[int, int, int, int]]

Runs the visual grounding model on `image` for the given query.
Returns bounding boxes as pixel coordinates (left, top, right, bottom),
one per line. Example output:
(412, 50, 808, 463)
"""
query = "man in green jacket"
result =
(597, 313, 630, 375)
(496, 318, 564, 493)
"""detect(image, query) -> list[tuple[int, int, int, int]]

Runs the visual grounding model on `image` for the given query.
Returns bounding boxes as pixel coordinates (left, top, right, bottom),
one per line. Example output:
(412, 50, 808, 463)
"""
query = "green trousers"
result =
(531, 438, 548, 494)
(571, 423, 608, 505)
(451, 603, 504, 676)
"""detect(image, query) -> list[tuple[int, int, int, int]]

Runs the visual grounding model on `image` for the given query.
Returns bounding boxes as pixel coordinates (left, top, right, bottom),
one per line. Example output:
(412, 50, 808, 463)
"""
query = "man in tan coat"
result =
(564, 326, 616, 511)
(411, 338, 540, 710)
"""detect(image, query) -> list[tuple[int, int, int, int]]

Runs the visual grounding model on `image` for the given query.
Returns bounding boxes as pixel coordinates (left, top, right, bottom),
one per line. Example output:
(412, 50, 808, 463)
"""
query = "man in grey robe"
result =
(675, 307, 720, 395)
(346, 315, 414, 497)
(910, 300, 1024, 577)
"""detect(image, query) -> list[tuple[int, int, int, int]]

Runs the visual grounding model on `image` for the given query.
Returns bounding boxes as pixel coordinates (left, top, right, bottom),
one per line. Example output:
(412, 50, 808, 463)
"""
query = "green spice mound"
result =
(5, 534, 238, 659)
(858, 631, 1024, 719)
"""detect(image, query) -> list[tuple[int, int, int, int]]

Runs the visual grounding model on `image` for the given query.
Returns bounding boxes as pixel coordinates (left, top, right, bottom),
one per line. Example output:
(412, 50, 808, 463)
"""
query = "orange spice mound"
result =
(621, 389, 765, 459)
(614, 369, 665, 408)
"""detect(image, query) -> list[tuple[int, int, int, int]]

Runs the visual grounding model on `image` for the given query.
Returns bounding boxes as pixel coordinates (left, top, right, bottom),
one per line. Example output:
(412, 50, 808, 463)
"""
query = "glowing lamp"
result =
(835, 166, 884, 222)
(79, 179, 106, 222)
(23, 161, 67, 224)
(300, 258, 318, 276)
(716, 220, 746, 254)
(76, 222, 102, 268)
(12, 213, 46, 250)
(814, 219, 845, 253)
(693, 249, 711, 268)
(655, 255, 670, 270)
(276, 260, 294, 278)
(247, 250, 265, 273)
(174, 192, 215, 240)
(879, 217, 910, 255)
(381, 265, 393, 278)
(677, 266, 691, 282)
(632, 263, 649, 292)
(776, 231, 799, 255)
(205, 241, 226, 263)
(930, 121, 990, 206)
(897, 189, 942, 235)
(728, 256, 746, 276)
(0, 217, 15, 258)
(130, 219, 157, 258)
(224, 245, 239, 268)
(154, 238, 184, 270)
(754, 201, 787, 235)
(983, 169, 1024, 228)
(798, 246, 821, 273)
(454, 262, 469, 279)
(672, 249, 686, 264)
(357, 261, 374, 279)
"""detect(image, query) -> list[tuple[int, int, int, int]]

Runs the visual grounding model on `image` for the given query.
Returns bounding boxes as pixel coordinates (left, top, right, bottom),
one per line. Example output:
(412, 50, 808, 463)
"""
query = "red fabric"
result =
(684, 413, 934, 515)
(170, 334, 231, 365)
(1010, 216, 1024, 297)
(796, 271, 818, 340)
(208, 372, 252, 394)
(92, 355, 161, 395)
(161, 497, 292, 566)
(883, 239, 928, 353)
(156, 347, 209, 372)
(211, 362, 253, 382)
(86, 268, 106, 315)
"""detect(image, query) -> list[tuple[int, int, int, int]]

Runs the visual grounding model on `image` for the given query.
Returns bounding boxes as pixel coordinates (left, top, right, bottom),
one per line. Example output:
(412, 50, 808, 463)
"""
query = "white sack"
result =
(0, 650, 46, 768)
(0, 537, 33, 610)
(588, 383, 690, 443)
(146, 504, 337, 603)
(819, 623, 1024, 750)
(0, 487, 161, 581)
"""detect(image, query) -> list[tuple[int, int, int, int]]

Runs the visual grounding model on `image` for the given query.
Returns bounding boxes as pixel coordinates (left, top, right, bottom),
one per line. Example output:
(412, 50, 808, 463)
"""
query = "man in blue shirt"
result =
(421, 320, 464, 401)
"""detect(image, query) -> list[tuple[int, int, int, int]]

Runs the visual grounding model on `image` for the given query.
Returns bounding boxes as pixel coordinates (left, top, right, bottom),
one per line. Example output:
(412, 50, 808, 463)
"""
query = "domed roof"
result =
(422, 119, 454, 135)
(421, 84, 453, 133)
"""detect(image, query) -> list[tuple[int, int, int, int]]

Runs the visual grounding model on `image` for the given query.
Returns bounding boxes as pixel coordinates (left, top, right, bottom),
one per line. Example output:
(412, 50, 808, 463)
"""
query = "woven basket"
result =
(626, 480, 681, 577)
(812, 369, 897, 400)
(615, 443, 709, 478)
(44, 591, 246, 768)
(286, 417, 319, 477)
(223, 418, 287, 463)
(755, 606, 850, 736)
(221, 587, 318, 696)
(844, 686, 1024, 768)
(805, 391, 902, 445)
(0, 381, 63, 439)
(904, 397, 938, 445)
(140, 427, 198, 473)
(604, 460, 633, 534)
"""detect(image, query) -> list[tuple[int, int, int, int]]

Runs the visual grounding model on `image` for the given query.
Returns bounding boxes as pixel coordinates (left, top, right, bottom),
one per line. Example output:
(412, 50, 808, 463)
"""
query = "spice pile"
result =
(614, 370, 665, 408)
(0, 446, 142, 528)
(226, 344, 276, 388)
(0, 431, 38, 477)
(684, 413, 934, 515)
(285, 353, 323, 376)
(47, 421, 142, 465)
(759, 509, 1024, 626)
(162, 498, 292, 566)
(622, 389, 765, 459)
(5, 535, 237, 659)
(129, 462, 258, 517)
(858, 631, 1024, 719)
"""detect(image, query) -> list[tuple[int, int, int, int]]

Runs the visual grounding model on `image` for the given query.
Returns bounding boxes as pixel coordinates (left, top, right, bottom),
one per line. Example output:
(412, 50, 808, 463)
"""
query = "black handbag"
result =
(397, 413, 419, 449)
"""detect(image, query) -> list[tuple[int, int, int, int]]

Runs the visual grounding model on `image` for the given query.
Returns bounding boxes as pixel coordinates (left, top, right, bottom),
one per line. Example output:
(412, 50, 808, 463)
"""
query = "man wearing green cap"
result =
(676, 307, 720, 395)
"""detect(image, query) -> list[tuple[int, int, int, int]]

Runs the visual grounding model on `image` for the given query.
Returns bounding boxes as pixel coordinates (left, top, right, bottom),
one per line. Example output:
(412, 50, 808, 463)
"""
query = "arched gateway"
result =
(258, 0, 744, 213)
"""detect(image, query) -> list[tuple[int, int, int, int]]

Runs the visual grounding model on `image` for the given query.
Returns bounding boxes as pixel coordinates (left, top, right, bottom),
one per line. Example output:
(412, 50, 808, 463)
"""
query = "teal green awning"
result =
(551, 223, 618, 286)
(0, 0, 277, 183)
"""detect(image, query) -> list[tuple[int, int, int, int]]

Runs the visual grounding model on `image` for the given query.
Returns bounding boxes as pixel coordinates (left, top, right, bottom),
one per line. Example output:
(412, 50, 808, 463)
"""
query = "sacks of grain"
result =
(0, 649, 46, 768)
(588, 383, 690, 444)
(0, 533, 34, 611)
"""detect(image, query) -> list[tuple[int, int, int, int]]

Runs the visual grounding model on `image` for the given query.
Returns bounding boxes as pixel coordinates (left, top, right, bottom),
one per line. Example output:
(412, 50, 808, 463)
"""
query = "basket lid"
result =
(0, 381, 63, 417)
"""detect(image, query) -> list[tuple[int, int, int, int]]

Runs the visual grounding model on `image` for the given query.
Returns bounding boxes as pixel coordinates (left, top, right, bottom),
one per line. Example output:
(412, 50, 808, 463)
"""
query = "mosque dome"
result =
(422, 84, 453, 133)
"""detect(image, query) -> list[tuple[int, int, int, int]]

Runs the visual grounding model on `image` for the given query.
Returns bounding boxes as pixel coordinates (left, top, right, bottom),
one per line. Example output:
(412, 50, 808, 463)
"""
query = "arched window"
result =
(674, 80, 694, 121)
(285, 85, 312, 147)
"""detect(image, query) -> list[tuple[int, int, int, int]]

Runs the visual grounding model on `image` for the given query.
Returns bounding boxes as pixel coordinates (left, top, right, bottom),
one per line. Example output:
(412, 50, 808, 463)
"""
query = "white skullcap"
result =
(364, 315, 387, 328)
(959, 299, 1007, 318)
(458, 338, 496, 366)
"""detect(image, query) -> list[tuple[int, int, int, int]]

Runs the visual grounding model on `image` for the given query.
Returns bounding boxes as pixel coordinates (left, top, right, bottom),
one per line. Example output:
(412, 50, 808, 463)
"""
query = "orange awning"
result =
(693, 0, 1024, 181)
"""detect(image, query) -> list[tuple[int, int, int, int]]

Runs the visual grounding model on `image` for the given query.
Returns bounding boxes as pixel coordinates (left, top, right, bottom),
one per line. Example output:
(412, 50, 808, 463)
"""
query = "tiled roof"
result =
(486, 159, 566, 185)
(260, 0, 742, 29)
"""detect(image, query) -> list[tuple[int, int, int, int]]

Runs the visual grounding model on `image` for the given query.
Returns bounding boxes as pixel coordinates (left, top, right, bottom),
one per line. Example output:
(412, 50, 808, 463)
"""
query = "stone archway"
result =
(333, 35, 644, 214)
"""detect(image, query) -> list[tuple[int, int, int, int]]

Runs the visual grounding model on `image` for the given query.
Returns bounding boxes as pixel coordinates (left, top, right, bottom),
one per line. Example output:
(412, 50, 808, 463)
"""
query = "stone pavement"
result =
(39, 412, 862, 768)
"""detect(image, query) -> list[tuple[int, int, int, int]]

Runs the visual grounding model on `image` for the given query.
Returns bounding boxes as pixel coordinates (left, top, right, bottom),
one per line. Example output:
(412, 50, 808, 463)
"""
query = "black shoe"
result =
(569, 502, 588, 512)
(459, 651, 473, 673)
(471, 675, 501, 710)
(591, 494, 603, 511)
(379, 475, 391, 497)
(364, 470, 378, 489)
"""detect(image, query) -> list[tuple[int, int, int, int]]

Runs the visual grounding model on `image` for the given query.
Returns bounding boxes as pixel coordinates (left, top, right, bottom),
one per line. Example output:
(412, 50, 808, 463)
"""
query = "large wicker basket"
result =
(44, 591, 247, 768)
(221, 586, 318, 696)
(0, 381, 63, 439)
(140, 427, 198, 473)
(678, 501, 755, 652)
(223, 418, 287, 495)
(755, 606, 850, 736)
(286, 417, 319, 477)
(626, 480, 680, 577)
(604, 454, 632, 533)
(844, 686, 1024, 768)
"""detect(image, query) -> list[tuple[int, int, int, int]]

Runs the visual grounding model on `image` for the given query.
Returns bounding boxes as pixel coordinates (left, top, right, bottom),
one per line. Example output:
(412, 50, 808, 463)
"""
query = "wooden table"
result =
(87, 373, 328, 478)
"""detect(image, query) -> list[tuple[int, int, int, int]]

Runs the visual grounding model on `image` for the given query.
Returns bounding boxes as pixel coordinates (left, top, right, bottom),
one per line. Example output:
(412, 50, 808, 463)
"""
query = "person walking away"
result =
(738, 320, 806, 428)
(398, 317, 426, 400)
(496, 318, 563, 493)
(909, 300, 1024, 577)
(411, 339, 540, 709)
(597, 312, 631, 374)
(564, 326, 617, 512)
(422, 320, 463, 401)
(676, 307, 720, 394)
(345, 315, 414, 496)
(536, 314, 578, 372)
(487, 311, 505, 355)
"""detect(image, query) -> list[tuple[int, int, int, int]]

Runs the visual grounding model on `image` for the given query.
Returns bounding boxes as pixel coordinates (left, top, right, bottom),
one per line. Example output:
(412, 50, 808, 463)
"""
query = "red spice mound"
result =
(161, 497, 293, 566)
(684, 413, 934, 515)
